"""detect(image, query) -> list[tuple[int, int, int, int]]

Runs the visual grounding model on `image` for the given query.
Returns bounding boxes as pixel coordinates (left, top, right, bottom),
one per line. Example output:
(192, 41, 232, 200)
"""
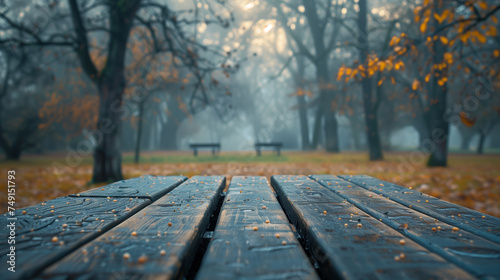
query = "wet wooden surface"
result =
(2, 174, 500, 279)
(0, 175, 186, 280)
(338, 175, 500, 244)
(70, 175, 186, 201)
(196, 176, 318, 280)
(311, 175, 500, 279)
(271, 175, 475, 279)
(43, 176, 225, 280)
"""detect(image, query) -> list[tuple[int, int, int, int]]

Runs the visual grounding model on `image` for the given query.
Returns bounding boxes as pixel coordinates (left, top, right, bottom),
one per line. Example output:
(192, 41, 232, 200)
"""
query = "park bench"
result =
(188, 143, 221, 157)
(2, 175, 500, 280)
(255, 142, 283, 156)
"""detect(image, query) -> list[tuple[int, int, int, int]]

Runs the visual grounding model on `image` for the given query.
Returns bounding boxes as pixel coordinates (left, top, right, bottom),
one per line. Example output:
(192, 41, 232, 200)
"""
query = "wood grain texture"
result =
(0, 196, 149, 280)
(338, 175, 500, 244)
(312, 175, 500, 279)
(271, 175, 474, 280)
(43, 176, 225, 280)
(70, 175, 187, 201)
(196, 176, 318, 280)
(0, 175, 186, 280)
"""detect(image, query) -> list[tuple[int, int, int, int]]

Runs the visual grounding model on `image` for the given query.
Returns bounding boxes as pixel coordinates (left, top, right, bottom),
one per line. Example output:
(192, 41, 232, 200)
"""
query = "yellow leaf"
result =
(494, 50, 500, 58)
(444, 52, 453, 64)
(420, 21, 427, 33)
(460, 111, 476, 127)
(478, 1, 487, 10)
(389, 36, 400, 47)
(425, 73, 430, 82)
(350, 69, 359, 78)
(412, 79, 420, 91)
(492, 15, 498, 24)
(434, 11, 448, 24)
(378, 61, 386, 71)
(378, 77, 385, 86)
(486, 26, 498, 37)
(438, 77, 448, 86)
(337, 66, 345, 81)
(460, 32, 469, 43)
(473, 30, 487, 43)
(440, 36, 449, 45)
(391, 77, 396, 84)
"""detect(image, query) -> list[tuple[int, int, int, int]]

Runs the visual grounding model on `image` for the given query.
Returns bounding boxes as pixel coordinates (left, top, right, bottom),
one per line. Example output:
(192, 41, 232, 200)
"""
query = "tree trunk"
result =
(460, 130, 473, 151)
(426, 6, 449, 167)
(160, 95, 187, 150)
(311, 106, 323, 149)
(301, 0, 339, 152)
(348, 117, 362, 150)
(296, 56, 310, 150)
(477, 132, 486, 154)
(297, 94, 310, 150)
(121, 117, 135, 151)
(5, 145, 22, 160)
(69, 0, 140, 182)
(358, 0, 383, 160)
(415, 120, 429, 150)
(134, 100, 145, 164)
(92, 81, 125, 182)
(160, 120, 179, 150)
(317, 61, 339, 152)
(324, 105, 339, 152)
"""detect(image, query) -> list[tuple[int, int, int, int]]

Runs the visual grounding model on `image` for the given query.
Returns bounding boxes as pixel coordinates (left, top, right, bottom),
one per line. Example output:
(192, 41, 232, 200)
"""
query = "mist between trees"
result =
(0, 0, 499, 182)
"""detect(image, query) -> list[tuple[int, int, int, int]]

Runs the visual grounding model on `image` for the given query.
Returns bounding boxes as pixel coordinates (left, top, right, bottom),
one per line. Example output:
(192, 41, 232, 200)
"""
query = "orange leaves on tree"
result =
(294, 88, 313, 97)
(434, 10, 450, 24)
(337, 65, 345, 81)
(477, 1, 488, 10)
(425, 73, 431, 83)
(377, 77, 385, 86)
(420, 16, 429, 33)
(460, 111, 476, 127)
(389, 36, 401, 47)
(337, 54, 404, 85)
(38, 91, 98, 135)
(439, 36, 449, 45)
(412, 79, 421, 91)
(444, 52, 453, 64)
(486, 25, 498, 37)
(437, 77, 448, 86)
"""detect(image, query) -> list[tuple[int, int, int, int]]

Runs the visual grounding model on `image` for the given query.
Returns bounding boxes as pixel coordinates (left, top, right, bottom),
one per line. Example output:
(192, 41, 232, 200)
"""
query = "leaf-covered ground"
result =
(1, 151, 499, 217)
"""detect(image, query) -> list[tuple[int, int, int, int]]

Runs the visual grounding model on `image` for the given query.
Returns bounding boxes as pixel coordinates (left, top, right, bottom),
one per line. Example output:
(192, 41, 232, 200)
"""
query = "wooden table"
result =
(1, 175, 499, 279)
(188, 143, 221, 157)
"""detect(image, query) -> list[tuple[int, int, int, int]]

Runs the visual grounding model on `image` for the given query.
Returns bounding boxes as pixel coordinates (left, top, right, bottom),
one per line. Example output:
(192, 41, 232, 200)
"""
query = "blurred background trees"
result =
(0, 0, 499, 180)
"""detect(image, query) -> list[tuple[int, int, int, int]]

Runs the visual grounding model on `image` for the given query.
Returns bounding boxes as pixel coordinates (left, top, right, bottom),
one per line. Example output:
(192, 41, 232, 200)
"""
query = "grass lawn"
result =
(1, 150, 499, 217)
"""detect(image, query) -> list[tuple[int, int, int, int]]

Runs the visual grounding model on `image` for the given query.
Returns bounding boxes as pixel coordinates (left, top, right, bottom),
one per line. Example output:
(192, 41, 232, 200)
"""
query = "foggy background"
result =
(0, 0, 499, 161)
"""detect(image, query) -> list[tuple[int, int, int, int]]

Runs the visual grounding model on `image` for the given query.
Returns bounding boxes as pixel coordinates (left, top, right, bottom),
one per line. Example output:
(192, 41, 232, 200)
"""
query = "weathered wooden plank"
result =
(0, 197, 149, 280)
(0, 175, 186, 280)
(70, 175, 186, 201)
(271, 175, 474, 280)
(42, 176, 225, 279)
(196, 176, 318, 280)
(312, 175, 500, 279)
(338, 175, 500, 244)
